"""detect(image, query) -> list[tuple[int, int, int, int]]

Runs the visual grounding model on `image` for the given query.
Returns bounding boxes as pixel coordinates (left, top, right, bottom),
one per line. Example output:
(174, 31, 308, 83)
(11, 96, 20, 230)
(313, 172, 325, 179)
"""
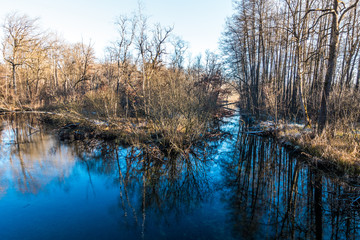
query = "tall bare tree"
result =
(2, 13, 42, 97)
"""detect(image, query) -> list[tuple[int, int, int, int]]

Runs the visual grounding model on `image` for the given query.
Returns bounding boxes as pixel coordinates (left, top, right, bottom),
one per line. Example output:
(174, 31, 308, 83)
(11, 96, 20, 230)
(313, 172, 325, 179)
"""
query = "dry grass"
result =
(39, 85, 220, 155)
(277, 125, 360, 174)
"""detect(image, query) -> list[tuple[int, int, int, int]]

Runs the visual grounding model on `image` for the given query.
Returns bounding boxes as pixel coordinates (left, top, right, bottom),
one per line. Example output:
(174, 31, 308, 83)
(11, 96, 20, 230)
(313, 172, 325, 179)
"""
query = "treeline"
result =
(0, 12, 227, 149)
(222, 0, 360, 132)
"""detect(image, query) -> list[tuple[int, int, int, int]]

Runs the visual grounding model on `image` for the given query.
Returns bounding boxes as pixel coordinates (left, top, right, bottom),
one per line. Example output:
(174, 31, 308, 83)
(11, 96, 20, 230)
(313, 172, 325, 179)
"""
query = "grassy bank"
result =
(255, 120, 360, 175)
(34, 94, 235, 158)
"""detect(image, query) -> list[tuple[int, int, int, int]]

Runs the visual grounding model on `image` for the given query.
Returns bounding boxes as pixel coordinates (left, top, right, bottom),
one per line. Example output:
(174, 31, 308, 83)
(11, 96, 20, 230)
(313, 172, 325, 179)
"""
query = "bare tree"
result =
(2, 13, 42, 97)
(222, 0, 360, 131)
(317, 0, 360, 132)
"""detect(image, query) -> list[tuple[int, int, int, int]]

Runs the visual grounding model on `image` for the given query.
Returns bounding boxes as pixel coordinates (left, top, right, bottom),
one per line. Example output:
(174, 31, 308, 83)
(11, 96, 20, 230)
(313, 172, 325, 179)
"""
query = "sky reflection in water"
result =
(0, 113, 359, 240)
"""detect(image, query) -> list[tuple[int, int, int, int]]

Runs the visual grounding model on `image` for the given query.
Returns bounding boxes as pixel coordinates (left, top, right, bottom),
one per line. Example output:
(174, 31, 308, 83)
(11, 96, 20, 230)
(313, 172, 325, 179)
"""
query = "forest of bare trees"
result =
(1, 3, 360, 240)
(222, 0, 360, 133)
(0, 12, 226, 151)
(0, 0, 359, 161)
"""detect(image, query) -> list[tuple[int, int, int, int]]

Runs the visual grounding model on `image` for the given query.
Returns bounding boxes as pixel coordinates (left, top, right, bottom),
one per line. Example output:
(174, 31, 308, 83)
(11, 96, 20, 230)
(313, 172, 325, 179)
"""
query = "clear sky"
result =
(0, 0, 233, 59)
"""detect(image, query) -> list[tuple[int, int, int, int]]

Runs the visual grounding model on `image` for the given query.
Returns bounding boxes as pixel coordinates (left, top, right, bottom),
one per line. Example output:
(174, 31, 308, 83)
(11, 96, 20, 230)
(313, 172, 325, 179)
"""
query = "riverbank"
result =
(0, 103, 234, 158)
(2, 105, 360, 240)
(249, 118, 360, 176)
(3, 104, 359, 177)
(0, 106, 155, 144)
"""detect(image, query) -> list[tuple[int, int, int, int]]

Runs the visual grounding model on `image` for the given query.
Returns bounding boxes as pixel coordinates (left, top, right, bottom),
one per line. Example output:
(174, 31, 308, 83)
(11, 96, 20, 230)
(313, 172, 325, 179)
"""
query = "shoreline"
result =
(246, 117, 360, 178)
(0, 107, 234, 156)
(2, 108, 359, 179)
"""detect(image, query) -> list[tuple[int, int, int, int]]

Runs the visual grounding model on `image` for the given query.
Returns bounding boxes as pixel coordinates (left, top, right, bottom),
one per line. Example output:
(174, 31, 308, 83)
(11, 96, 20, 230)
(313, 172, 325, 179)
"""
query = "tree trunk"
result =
(318, 0, 339, 133)
(12, 64, 17, 96)
(355, 54, 360, 91)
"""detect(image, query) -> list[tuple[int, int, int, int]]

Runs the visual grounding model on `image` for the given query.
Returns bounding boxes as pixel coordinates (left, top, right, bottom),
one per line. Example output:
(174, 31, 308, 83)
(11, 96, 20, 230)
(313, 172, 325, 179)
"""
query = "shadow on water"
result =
(68, 140, 215, 240)
(220, 115, 360, 240)
(0, 113, 360, 239)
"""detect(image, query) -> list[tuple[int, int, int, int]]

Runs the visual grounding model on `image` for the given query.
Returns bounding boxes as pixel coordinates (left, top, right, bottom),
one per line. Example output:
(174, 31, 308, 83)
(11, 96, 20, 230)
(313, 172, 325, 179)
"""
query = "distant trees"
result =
(0, 11, 227, 149)
(0, 13, 98, 106)
(2, 13, 44, 98)
(59, 41, 95, 96)
(101, 12, 225, 148)
(222, 0, 360, 131)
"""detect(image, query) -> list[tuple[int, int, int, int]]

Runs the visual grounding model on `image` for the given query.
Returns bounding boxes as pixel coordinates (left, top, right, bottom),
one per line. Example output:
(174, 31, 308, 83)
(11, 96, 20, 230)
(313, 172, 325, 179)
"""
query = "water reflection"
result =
(0, 114, 75, 196)
(0, 113, 359, 240)
(68, 141, 215, 239)
(220, 116, 360, 239)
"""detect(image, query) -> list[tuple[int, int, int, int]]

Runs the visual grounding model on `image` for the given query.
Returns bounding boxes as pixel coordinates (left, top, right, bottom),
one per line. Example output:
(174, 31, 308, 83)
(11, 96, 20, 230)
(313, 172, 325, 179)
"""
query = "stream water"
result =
(0, 113, 359, 240)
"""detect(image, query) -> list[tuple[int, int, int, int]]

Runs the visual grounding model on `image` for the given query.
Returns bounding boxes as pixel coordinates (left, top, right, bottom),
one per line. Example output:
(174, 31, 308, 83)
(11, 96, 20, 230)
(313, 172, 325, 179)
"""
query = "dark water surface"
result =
(0, 113, 359, 240)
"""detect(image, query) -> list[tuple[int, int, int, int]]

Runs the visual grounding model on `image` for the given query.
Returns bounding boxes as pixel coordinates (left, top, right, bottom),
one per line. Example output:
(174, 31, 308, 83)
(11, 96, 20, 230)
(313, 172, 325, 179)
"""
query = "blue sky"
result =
(0, 0, 233, 58)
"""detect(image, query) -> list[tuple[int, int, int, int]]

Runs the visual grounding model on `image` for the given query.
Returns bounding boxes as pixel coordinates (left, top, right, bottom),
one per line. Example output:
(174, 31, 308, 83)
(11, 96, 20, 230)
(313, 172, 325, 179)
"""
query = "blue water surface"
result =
(0, 113, 359, 240)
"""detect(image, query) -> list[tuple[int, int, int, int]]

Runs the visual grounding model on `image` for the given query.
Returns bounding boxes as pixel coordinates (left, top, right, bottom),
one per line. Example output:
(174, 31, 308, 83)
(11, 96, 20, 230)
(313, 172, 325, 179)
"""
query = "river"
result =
(0, 113, 359, 239)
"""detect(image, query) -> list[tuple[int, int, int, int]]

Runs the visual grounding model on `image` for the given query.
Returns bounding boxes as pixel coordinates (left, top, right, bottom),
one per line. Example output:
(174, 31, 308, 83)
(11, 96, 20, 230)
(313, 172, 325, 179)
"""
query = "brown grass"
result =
(278, 125, 360, 174)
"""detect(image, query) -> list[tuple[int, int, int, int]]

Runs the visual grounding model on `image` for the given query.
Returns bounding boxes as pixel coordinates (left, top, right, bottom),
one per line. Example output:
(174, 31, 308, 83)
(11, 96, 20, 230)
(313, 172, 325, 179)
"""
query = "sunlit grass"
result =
(274, 125, 360, 174)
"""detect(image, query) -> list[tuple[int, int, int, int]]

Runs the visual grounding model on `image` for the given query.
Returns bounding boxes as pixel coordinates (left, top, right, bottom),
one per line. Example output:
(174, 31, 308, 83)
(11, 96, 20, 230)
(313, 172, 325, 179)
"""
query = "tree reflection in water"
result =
(70, 139, 214, 238)
(0, 113, 75, 195)
(220, 115, 360, 239)
(0, 113, 360, 239)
